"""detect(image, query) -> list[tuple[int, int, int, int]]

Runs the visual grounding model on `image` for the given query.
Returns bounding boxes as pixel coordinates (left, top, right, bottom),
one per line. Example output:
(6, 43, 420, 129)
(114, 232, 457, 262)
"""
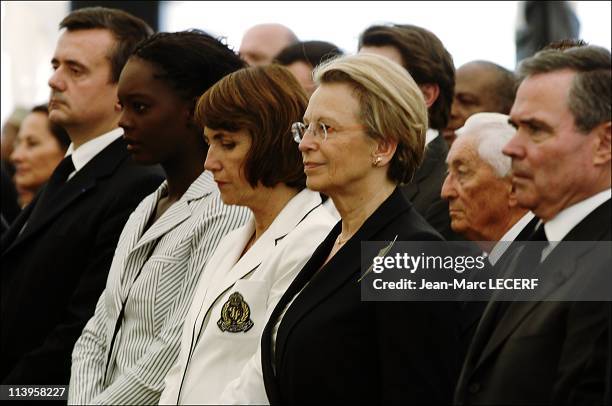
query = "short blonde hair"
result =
(313, 53, 428, 183)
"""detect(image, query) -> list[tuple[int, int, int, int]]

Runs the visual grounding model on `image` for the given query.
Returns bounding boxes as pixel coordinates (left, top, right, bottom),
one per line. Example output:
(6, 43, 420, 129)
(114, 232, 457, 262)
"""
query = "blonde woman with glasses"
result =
(255, 54, 460, 404)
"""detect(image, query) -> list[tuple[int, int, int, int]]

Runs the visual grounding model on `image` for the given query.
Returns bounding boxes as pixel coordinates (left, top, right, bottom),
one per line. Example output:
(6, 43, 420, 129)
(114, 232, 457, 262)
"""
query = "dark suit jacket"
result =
(1, 161, 20, 234)
(400, 133, 459, 240)
(455, 199, 611, 405)
(0, 137, 164, 384)
(261, 188, 460, 405)
(458, 215, 540, 363)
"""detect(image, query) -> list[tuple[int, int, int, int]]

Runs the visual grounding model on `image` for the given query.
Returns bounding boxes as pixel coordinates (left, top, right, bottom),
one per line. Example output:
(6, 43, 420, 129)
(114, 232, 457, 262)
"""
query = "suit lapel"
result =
(192, 189, 324, 348)
(126, 171, 216, 278)
(3, 138, 131, 256)
(16, 176, 97, 244)
(188, 223, 253, 353)
(469, 199, 611, 374)
(1, 197, 36, 252)
(129, 198, 190, 253)
(474, 252, 568, 370)
(462, 215, 541, 366)
(272, 188, 410, 376)
(261, 223, 339, 404)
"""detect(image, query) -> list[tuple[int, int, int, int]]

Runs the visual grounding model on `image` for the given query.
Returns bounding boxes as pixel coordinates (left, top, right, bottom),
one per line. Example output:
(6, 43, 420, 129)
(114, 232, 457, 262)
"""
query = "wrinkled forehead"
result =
(447, 135, 480, 164)
(511, 71, 574, 121)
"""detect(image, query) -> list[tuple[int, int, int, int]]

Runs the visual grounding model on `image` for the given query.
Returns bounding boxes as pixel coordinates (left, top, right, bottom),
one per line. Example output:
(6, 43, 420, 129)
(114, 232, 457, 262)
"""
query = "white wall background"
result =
(2, 0, 611, 125)
(163, 1, 520, 69)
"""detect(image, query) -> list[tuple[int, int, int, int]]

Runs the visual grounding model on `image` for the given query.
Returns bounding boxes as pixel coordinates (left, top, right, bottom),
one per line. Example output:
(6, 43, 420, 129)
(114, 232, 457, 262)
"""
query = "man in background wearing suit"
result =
(455, 45, 611, 405)
(1, 7, 164, 384)
(358, 24, 458, 240)
(441, 112, 534, 359)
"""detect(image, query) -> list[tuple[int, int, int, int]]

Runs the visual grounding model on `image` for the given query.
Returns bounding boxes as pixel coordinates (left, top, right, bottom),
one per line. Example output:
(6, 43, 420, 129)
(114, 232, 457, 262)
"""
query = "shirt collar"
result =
(488, 211, 536, 265)
(544, 188, 612, 241)
(65, 128, 124, 172)
(425, 128, 439, 146)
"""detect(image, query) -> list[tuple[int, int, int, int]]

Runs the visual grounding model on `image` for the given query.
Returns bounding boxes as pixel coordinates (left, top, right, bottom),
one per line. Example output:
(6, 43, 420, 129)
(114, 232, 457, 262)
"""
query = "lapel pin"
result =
(358, 234, 398, 282)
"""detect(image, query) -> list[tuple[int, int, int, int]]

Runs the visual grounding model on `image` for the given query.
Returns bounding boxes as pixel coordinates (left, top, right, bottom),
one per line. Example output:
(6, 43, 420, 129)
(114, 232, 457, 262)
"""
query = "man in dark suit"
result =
(0, 8, 164, 384)
(455, 45, 611, 405)
(358, 24, 459, 240)
(441, 112, 534, 361)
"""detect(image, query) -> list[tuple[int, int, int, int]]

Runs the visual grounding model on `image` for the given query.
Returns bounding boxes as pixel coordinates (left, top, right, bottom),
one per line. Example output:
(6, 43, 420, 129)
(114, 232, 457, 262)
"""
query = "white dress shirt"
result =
(540, 188, 611, 260)
(425, 128, 439, 146)
(65, 128, 123, 179)
(488, 212, 536, 266)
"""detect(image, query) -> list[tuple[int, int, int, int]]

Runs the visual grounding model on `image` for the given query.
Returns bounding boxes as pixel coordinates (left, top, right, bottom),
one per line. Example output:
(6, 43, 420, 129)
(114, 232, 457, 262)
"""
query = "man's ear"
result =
(419, 83, 440, 108)
(592, 121, 611, 166)
(508, 179, 519, 208)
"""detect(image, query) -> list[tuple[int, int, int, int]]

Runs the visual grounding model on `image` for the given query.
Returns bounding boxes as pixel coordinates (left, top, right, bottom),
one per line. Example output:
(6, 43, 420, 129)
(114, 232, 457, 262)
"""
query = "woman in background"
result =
(10, 104, 70, 207)
(160, 64, 335, 405)
(260, 54, 459, 404)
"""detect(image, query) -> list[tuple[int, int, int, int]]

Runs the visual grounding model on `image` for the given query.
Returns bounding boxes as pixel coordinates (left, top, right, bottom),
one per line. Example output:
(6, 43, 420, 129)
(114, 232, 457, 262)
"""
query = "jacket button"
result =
(468, 383, 480, 394)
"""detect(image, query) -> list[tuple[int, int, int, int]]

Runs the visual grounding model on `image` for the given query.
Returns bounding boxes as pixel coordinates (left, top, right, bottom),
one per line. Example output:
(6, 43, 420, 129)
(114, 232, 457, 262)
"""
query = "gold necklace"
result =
(336, 233, 349, 245)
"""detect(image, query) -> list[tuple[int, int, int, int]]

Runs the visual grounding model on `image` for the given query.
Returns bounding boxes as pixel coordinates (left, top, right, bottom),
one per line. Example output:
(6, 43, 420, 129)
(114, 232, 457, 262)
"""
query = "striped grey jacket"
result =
(68, 171, 250, 405)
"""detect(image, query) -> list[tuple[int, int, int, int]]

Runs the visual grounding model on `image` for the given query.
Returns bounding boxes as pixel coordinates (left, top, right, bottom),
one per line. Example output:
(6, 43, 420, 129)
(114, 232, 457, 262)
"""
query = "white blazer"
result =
(160, 189, 336, 405)
(69, 171, 250, 405)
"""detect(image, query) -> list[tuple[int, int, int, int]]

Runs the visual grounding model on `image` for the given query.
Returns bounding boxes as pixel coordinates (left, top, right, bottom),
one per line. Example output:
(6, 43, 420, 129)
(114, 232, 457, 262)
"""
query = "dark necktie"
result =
(517, 223, 549, 271)
(490, 222, 548, 325)
(44, 155, 76, 198)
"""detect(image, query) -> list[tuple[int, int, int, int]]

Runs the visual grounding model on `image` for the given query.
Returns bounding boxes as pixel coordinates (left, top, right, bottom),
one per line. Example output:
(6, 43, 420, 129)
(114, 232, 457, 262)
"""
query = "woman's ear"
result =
(374, 137, 398, 166)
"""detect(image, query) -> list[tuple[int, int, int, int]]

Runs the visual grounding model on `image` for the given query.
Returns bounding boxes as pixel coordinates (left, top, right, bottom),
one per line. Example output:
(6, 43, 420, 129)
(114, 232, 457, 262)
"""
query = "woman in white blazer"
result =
(68, 32, 250, 405)
(159, 65, 336, 405)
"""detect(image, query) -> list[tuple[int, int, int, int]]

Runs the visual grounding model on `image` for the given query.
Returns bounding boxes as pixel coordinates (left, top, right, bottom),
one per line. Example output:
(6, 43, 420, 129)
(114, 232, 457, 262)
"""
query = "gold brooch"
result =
(357, 234, 398, 282)
(217, 292, 254, 333)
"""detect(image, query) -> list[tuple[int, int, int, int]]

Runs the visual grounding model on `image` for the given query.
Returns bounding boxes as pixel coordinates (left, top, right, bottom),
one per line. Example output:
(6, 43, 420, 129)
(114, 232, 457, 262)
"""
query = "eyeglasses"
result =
(291, 121, 365, 143)
(291, 122, 328, 143)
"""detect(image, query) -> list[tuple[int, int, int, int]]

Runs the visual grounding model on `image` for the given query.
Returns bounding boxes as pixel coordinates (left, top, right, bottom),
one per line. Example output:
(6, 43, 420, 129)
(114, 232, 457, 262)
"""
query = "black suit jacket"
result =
(1, 161, 20, 234)
(0, 137, 164, 384)
(458, 215, 540, 361)
(400, 133, 459, 240)
(455, 199, 611, 405)
(261, 188, 460, 404)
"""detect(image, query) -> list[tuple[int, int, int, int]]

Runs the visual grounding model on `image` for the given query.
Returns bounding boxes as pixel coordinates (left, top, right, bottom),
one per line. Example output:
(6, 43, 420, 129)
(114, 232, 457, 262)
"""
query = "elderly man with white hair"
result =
(441, 112, 537, 373)
(441, 112, 535, 261)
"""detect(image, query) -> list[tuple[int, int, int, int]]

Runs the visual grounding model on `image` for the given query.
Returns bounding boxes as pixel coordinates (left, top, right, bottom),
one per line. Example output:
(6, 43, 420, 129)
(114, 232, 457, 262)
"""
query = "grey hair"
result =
(518, 45, 611, 133)
(455, 112, 515, 177)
